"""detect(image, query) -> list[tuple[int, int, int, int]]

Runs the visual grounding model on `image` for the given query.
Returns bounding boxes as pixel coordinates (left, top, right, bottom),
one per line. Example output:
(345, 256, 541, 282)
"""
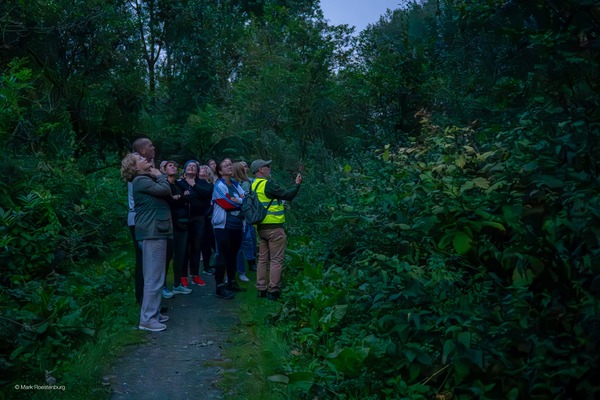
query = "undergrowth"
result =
(1, 249, 144, 400)
(239, 110, 600, 399)
(221, 286, 295, 400)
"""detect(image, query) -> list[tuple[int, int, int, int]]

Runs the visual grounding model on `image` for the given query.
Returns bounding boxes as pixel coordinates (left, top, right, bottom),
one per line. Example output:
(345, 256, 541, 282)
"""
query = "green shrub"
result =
(272, 112, 599, 399)
(0, 251, 136, 398)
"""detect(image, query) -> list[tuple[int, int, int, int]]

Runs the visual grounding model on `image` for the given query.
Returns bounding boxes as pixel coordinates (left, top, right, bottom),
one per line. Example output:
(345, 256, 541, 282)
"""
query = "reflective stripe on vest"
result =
(252, 178, 285, 224)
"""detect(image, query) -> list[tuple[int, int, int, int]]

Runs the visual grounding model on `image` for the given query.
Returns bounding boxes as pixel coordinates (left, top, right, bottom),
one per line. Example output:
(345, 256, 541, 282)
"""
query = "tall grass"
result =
(221, 288, 291, 400)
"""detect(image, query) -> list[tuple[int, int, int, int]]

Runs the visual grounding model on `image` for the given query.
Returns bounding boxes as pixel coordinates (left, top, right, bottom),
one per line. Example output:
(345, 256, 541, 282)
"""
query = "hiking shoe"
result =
(227, 281, 247, 292)
(173, 285, 192, 295)
(159, 314, 169, 323)
(181, 277, 189, 287)
(162, 287, 174, 299)
(216, 284, 235, 299)
(267, 291, 281, 301)
(239, 273, 250, 282)
(138, 321, 166, 332)
(257, 290, 267, 298)
(191, 275, 206, 286)
(203, 268, 215, 275)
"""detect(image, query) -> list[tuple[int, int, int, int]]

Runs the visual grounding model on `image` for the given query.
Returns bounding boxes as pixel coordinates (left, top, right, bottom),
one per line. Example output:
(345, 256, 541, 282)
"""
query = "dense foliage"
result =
(1, 0, 598, 398)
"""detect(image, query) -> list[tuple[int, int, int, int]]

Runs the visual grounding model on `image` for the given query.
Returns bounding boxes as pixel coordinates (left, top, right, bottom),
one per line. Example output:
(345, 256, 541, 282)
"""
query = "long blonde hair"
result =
(232, 161, 249, 182)
(199, 164, 216, 184)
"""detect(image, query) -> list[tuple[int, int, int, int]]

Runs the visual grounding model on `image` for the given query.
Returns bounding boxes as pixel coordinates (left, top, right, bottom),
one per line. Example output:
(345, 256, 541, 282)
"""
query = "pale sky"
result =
(319, 0, 401, 33)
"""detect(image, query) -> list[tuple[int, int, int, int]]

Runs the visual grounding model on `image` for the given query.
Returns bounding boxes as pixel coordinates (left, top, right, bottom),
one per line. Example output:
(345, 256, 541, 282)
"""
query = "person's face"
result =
(199, 165, 209, 177)
(185, 163, 198, 176)
(209, 160, 217, 172)
(136, 156, 151, 172)
(139, 140, 155, 161)
(258, 164, 271, 178)
(218, 159, 233, 177)
(165, 162, 178, 176)
(241, 162, 249, 174)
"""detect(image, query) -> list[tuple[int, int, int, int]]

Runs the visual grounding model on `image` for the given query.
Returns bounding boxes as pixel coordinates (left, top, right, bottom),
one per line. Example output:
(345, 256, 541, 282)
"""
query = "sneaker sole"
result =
(173, 290, 192, 295)
(138, 325, 166, 332)
(162, 294, 174, 299)
(191, 282, 206, 286)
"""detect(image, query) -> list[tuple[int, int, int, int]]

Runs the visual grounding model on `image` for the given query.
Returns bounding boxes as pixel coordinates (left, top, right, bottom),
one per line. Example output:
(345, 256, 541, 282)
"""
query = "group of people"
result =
(121, 138, 302, 332)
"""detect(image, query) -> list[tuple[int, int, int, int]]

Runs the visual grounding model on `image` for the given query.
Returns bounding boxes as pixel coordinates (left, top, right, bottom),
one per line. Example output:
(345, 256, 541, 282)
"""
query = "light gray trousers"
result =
(139, 239, 167, 325)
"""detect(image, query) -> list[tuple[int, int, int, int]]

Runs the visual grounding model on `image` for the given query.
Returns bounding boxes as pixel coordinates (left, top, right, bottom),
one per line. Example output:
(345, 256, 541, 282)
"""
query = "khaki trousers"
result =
(256, 227, 287, 293)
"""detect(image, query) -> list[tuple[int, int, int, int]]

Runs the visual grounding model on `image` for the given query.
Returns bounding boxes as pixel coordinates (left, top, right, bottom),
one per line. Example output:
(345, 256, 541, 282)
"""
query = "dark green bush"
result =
(272, 111, 599, 399)
(0, 251, 134, 393)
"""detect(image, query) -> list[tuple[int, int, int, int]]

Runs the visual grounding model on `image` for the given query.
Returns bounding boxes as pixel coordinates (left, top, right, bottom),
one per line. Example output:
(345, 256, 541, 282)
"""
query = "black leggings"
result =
(213, 228, 243, 285)
(201, 220, 215, 271)
(185, 217, 206, 276)
(164, 226, 188, 286)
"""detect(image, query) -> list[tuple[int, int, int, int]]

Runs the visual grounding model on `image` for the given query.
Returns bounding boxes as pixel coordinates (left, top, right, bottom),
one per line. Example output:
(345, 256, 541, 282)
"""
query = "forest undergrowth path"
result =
(105, 277, 242, 399)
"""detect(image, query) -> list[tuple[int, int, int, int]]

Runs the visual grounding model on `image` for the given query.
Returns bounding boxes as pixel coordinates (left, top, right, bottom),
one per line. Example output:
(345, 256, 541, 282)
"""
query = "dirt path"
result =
(105, 277, 242, 399)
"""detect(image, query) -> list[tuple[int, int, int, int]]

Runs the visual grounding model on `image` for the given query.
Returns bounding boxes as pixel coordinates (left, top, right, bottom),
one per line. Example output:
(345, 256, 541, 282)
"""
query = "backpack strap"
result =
(254, 179, 274, 209)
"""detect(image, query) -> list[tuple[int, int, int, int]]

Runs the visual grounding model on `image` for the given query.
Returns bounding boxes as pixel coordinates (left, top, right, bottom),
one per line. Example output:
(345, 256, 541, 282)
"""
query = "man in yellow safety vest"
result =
(250, 159, 302, 300)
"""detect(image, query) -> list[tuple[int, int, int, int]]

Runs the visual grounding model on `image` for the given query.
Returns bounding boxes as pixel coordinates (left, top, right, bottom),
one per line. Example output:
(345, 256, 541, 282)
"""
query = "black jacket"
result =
(168, 180, 189, 221)
(176, 178, 213, 218)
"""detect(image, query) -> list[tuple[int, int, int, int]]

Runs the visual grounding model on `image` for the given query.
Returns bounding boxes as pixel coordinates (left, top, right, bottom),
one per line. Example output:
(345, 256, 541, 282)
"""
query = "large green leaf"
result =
(327, 347, 369, 377)
(453, 231, 473, 255)
(512, 267, 535, 287)
(288, 371, 315, 392)
(320, 304, 348, 332)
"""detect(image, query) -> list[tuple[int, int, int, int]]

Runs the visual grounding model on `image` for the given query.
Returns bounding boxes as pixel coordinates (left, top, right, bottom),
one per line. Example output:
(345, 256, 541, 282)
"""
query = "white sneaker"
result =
(172, 285, 192, 295)
(138, 321, 166, 332)
(239, 273, 250, 282)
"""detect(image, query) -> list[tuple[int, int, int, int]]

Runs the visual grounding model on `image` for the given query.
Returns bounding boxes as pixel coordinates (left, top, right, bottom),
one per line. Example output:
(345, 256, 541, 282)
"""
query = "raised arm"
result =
(135, 175, 172, 199)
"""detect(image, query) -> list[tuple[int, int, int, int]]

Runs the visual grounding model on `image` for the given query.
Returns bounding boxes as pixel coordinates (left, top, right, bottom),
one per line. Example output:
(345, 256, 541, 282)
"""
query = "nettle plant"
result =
(276, 113, 599, 399)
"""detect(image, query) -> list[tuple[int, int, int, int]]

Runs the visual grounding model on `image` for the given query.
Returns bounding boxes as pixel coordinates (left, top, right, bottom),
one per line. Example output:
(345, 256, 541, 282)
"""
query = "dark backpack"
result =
(241, 180, 273, 224)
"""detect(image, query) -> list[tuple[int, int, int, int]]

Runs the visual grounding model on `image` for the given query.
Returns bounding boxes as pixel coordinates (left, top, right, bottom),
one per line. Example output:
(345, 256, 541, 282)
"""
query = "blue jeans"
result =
(236, 224, 256, 274)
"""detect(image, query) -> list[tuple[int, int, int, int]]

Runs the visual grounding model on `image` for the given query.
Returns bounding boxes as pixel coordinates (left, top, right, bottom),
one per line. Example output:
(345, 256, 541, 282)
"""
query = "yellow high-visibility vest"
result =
(252, 178, 285, 224)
